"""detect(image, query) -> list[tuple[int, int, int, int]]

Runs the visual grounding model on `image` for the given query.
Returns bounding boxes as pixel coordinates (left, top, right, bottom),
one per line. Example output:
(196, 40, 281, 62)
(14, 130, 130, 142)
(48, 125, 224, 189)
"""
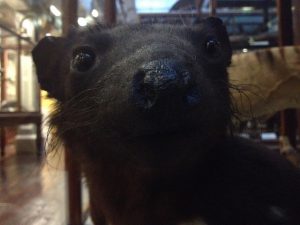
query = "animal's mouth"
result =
(127, 115, 206, 142)
(139, 86, 200, 110)
(137, 127, 202, 139)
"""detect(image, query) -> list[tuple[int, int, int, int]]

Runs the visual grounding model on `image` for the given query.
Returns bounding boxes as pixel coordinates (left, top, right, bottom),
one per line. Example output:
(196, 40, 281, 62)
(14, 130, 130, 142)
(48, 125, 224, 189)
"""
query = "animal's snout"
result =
(142, 59, 190, 93)
(131, 59, 201, 111)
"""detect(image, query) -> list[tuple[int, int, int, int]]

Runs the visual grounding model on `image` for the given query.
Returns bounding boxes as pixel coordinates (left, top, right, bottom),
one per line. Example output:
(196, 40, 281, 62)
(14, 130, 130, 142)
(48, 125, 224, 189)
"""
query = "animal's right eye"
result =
(204, 38, 221, 56)
(72, 47, 96, 72)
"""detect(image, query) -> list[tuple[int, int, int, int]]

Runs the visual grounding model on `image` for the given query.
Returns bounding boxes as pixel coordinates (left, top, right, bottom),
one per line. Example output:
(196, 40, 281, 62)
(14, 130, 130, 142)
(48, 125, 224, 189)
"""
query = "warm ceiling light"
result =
(91, 9, 99, 18)
(78, 17, 88, 27)
(22, 18, 32, 30)
(50, 5, 61, 17)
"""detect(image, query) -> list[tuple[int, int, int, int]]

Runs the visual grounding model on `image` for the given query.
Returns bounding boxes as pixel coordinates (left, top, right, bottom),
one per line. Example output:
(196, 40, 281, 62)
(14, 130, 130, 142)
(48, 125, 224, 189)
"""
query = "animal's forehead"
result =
(82, 24, 194, 43)
(114, 26, 193, 45)
(99, 24, 177, 34)
(110, 23, 222, 39)
(113, 24, 191, 36)
(74, 24, 201, 54)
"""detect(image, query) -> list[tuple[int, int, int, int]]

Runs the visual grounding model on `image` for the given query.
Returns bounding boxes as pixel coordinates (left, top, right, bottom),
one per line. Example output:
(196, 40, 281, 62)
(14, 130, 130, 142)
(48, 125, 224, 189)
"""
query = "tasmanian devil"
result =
(32, 17, 300, 225)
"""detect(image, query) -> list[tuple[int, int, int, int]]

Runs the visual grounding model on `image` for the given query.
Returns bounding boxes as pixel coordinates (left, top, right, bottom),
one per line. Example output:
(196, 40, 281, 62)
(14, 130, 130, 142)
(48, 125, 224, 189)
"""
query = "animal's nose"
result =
(143, 59, 190, 92)
(131, 59, 199, 110)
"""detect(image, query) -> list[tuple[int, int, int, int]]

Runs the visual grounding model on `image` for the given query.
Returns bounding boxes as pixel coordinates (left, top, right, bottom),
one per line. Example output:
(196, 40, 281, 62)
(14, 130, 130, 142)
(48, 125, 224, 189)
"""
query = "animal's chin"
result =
(128, 123, 207, 141)
(141, 131, 204, 143)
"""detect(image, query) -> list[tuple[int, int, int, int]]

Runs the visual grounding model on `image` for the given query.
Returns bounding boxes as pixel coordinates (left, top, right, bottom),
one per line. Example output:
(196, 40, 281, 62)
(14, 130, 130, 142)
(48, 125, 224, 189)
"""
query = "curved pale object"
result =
(229, 46, 300, 120)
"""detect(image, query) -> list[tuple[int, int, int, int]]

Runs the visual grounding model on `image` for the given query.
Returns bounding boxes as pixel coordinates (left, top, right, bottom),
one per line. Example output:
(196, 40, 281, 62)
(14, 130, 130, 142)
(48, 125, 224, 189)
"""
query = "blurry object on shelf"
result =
(1, 101, 18, 144)
(261, 132, 277, 141)
(0, 2, 17, 29)
(229, 45, 300, 120)
(279, 136, 300, 167)
(260, 131, 279, 151)
(0, 100, 37, 154)
(118, 0, 139, 23)
(1, 100, 20, 112)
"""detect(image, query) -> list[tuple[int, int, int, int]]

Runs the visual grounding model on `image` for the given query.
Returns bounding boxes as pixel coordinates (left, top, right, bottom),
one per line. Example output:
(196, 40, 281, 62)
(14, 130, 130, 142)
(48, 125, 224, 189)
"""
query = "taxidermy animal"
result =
(32, 17, 300, 225)
(230, 46, 300, 119)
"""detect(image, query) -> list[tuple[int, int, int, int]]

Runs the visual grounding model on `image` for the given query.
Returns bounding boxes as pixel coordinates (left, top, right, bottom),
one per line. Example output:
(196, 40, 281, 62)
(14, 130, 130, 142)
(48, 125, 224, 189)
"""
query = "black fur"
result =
(32, 18, 300, 225)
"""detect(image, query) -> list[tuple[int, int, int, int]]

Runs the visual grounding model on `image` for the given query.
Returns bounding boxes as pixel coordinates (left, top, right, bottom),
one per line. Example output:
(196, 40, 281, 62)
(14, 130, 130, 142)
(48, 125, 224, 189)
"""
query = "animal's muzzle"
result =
(131, 59, 201, 111)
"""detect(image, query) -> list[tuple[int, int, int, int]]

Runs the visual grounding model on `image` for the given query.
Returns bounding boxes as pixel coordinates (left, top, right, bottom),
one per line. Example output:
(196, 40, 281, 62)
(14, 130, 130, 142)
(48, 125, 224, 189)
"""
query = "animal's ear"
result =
(32, 36, 67, 101)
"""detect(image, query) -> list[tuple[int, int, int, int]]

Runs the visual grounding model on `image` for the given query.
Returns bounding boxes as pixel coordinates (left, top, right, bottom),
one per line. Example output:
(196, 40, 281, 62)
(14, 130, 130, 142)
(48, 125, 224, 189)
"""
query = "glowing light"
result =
(78, 17, 87, 27)
(91, 9, 99, 18)
(135, 0, 178, 13)
(21, 18, 34, 37)
(45, 33, 52, 36)
(22, 19, 32, 30)
(242, 48, 248, 53)
(241, 7, 254, 12)
(50, 5, 61, 17)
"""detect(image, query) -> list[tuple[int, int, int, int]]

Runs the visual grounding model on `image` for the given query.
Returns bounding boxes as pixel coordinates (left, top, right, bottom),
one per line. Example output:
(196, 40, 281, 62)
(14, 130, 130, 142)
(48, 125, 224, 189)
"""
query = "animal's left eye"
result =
(205, 38, 221, 55)
(72, 47, 96, 72)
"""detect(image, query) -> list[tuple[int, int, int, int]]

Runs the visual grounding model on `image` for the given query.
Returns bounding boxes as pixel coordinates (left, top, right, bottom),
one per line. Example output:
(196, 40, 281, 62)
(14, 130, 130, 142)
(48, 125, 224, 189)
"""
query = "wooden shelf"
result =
(0, 112, 43, 157)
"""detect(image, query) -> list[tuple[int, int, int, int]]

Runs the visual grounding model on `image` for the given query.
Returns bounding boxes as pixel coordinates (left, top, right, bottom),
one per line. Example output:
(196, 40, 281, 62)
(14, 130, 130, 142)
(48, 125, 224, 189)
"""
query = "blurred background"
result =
(0, 1, 300, 225)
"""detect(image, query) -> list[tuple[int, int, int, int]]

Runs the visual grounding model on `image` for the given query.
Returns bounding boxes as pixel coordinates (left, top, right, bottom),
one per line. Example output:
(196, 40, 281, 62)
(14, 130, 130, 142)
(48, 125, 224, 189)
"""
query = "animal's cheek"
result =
(268, 206, 288, 224)
(178, 218, 207, 225)
(66, 71, 99, 98)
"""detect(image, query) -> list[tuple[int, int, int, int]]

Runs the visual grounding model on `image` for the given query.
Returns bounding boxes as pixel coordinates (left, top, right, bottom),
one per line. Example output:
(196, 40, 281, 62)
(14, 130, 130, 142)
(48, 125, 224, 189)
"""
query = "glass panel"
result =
(4, 49, 17, 107)
(20, 39, 39, 112)
(0, 32, 18, 111)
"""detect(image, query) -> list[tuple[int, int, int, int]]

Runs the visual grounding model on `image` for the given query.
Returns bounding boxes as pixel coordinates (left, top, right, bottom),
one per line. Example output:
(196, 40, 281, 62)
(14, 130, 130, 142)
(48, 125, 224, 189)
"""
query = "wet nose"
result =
(142, 59, 190, 92)
(131, 59, 198, 110)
